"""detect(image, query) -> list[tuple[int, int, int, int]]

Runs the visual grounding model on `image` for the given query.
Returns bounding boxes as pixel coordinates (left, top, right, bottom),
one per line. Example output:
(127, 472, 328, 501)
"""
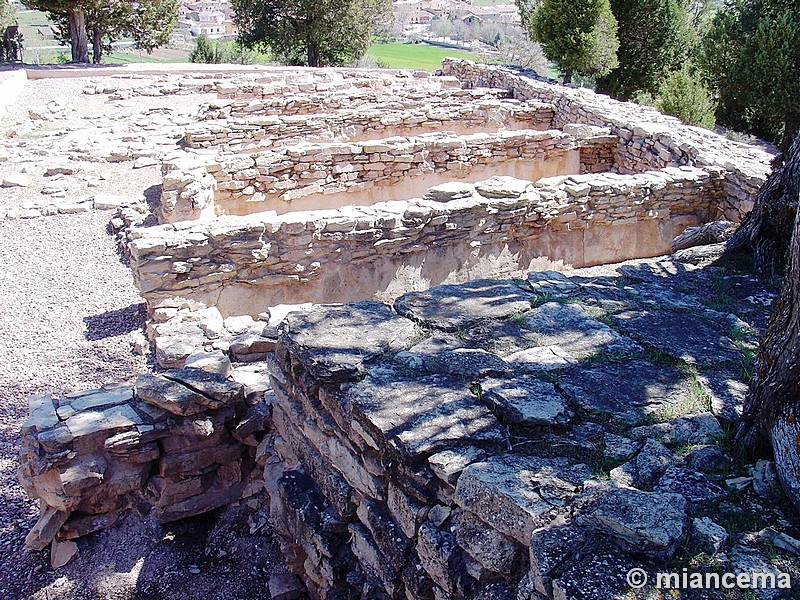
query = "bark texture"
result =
(67, 8, 88, 63)
(736, 134, 800, 511)
(726, 135, 800, 279)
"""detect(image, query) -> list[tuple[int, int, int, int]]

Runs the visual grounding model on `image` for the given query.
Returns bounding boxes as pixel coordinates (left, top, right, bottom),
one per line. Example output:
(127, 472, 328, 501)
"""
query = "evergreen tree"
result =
(232, 0, 391, 67)
(596, 0, 690, 100)
(27, 0, 178, 63)
(533, 0, 619, 83)
(701, 0, 800, 149)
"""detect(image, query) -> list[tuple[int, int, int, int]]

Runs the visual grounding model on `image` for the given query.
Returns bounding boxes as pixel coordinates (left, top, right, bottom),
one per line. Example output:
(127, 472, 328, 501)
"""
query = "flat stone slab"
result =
(465, 302, 641, 358)
(280, 301, 418, 381)
(163, 367, 244, 408)
(558, 359, 694, 425)
(629, 413, 723, 447)
(347, 373, 507, 462)
(610, 308, 741, 366)
(135, 373, 225, 417)
(454, 453, 592, 545)
(394, 279, 533, 332)
(526, 271, 580, 298)
(609, 438, 675, 490)
(655, 466, 726, 506)
(394, 335, 508, 378)
(480, 377, 574, 426)
(580, 483, 687, 557)
(474, 176, 532, 199)
(504, 346, 578, 372)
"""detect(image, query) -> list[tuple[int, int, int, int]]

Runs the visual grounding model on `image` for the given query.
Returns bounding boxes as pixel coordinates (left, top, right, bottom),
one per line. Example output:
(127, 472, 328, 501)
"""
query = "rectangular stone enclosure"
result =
(127, 60, 773, 317)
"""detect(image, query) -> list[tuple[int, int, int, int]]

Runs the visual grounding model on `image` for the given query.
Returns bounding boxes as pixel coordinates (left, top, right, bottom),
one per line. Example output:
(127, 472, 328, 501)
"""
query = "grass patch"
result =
(367, 42, 483, 71)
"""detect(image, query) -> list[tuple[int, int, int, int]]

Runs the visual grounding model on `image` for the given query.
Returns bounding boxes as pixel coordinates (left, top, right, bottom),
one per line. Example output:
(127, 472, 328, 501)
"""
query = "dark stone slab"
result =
(480, 376, 573, 426)
(558, 359, 694, 425)
(465, 302, 641, 358)
(655, 466, 727, 506)
(609, 438, 675, 490)
(163, 367, 245, 408)
(347, 374, 507, 462)
(394, 279, 533, 332)
(279, 301, 418, 382)
(610, 308, 741, 366)
(135, 373, 222, 417)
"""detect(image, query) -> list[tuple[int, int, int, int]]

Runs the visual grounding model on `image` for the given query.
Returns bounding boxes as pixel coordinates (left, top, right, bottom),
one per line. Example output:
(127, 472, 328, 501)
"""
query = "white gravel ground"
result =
(0, 73, 284, 600)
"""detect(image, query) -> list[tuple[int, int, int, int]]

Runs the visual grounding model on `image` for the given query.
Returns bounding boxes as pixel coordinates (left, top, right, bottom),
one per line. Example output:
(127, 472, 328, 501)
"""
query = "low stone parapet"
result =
(131, 168, 720, 317)
(441, 59, 773, 220)
(200, 86, 511, 120)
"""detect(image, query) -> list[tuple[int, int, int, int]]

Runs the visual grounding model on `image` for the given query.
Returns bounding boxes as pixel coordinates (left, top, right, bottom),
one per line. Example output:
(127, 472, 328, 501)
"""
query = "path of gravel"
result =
(0, 74, 285, 600)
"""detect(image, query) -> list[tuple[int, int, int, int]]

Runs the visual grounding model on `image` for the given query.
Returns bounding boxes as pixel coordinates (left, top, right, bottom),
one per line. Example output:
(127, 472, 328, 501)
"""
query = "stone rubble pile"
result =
(18, 366, 270, 553)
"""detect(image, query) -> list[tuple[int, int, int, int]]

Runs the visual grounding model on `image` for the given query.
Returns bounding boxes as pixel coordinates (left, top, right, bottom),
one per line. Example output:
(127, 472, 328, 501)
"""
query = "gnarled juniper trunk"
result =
(736, 133, 800, 512)
(726, 135, 800, 280)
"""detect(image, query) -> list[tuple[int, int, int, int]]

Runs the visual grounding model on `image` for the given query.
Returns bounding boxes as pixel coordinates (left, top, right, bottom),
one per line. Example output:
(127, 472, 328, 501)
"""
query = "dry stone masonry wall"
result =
(122, 60, 776, 322)
(19, 366, 272, 551)
(440, 59, 771, 219)
(160, 128, 615, 221)
(131, 166, 721, 317)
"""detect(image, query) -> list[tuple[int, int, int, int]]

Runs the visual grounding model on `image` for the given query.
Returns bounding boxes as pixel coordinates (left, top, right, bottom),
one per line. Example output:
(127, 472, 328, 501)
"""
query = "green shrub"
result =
(657, 68, 716, 128)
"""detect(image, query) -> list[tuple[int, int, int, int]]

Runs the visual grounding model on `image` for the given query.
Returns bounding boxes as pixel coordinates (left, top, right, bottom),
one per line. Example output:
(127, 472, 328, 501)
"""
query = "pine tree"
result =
(701, 0, 800, 149)
(596, 0, 690, 100)
(533, 0, 619, 83)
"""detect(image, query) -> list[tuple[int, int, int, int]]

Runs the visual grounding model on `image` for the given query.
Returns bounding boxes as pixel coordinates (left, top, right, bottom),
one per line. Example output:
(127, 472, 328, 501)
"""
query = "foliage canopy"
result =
(596, 0, 690, 100)
(232, 0, 391, 67)
(701, 0, 800, 149)
(532, 0, 619, 82)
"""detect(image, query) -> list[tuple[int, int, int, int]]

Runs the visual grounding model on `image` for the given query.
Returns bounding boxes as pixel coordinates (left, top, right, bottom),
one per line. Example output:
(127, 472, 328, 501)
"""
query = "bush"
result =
(190, 34, 264, 64)
(657, 68, 715, 128)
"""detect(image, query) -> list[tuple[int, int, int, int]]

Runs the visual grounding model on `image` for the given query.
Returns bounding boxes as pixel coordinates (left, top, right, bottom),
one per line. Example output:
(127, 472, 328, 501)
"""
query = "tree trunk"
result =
(726, 134, 800, 279)
(68, 8, 89, 63)
(307, 40, 320, 67)
(91, 27, 102, 64)
(736, 134, 800, 512)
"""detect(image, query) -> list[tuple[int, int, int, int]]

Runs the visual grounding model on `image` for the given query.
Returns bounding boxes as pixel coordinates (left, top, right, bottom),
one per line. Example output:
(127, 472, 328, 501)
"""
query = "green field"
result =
(367, 42, 483, 71)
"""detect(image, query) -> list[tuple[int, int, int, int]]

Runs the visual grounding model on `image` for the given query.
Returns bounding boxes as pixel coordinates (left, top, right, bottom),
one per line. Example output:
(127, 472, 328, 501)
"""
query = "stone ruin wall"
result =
(17, 63, 788, 599)
(439, 59, 770, 220)
(129, 60, 774, 320)
(161, 128, 612, 222)
(132, 165, 720, 318)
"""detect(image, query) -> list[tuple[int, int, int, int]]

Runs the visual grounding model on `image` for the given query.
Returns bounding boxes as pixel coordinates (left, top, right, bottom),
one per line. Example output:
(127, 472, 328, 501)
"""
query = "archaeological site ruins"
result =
(16, 60, 799, 599)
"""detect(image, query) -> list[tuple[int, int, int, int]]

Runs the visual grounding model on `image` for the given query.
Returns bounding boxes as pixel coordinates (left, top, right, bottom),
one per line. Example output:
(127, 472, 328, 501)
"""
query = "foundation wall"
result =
(441, 59, 773, 220)
(132, 167, 720, 317)
(160, 129, 617, 222)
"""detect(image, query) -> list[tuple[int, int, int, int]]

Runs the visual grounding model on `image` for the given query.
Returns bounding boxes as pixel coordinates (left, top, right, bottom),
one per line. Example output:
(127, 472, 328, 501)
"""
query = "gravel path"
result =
(0, 74, 284, 600)
(0, 211, 150, 598)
